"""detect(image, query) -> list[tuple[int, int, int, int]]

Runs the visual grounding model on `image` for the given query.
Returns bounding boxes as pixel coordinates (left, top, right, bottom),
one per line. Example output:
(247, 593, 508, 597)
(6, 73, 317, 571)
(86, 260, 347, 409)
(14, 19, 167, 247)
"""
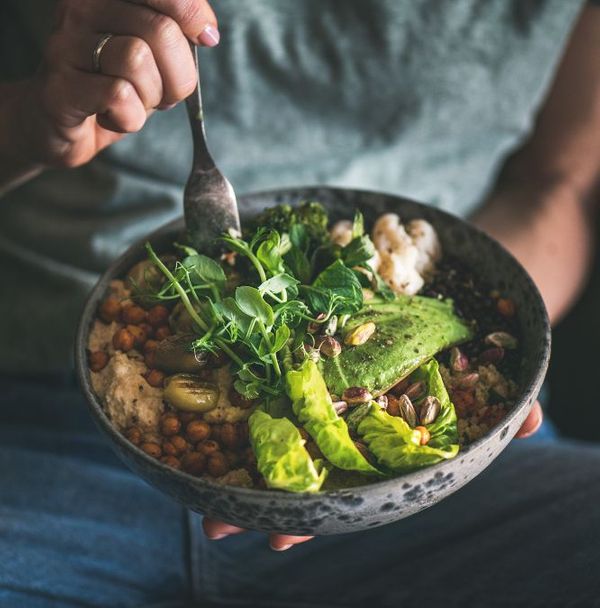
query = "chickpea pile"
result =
(89, 294, 172, 382)
(126, 414, 255, 480)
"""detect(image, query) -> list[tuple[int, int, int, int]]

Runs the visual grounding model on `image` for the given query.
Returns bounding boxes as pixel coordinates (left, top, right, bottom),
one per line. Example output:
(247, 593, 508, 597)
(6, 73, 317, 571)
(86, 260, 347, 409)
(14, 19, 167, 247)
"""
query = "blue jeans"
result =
(1, 376, 599, 608)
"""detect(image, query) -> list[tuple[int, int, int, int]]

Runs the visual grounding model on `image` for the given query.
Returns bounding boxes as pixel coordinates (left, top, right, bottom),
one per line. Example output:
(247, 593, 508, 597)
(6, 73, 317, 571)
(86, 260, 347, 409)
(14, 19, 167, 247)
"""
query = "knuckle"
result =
(107, 79, 135, 105)
(124, 38, 152, 72)
(149, 13, 181, 48)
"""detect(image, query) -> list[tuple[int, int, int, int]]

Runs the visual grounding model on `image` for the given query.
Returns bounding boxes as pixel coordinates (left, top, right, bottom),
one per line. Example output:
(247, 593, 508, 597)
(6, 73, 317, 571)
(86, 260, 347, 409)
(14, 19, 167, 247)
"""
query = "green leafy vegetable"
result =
(235, 286, 274, 327)
(286, 360, 380, 475)
(356, 359, 459, 471)
(320, 296, 473, 396)
(407, 359, 459, 450)
(303, 260, 363, 316)
(248, 409, 328, 493)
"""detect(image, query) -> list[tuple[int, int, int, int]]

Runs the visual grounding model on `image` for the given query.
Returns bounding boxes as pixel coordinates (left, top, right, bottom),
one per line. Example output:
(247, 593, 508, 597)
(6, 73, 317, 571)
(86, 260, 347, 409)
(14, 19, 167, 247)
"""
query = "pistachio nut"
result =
(344, 322, 376, 346)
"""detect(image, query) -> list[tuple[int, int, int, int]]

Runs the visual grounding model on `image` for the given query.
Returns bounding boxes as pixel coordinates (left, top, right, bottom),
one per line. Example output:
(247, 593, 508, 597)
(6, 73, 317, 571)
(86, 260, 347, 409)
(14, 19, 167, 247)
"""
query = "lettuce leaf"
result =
(286, 360, 381, 475)
(409, 359, 459, 451)
(248, 409, 327, 493)
(320, 296, 473, 397)
(356, 359, 459, 472)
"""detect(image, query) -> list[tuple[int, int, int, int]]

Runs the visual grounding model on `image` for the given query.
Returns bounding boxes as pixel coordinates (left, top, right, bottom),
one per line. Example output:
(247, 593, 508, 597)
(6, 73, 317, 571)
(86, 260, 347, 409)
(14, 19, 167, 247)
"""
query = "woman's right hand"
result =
(18, 0, 219, 169)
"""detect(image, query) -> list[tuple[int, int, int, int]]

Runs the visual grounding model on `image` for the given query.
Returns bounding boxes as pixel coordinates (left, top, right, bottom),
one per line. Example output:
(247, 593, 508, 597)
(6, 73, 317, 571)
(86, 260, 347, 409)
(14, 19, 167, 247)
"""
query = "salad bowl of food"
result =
(75, 186, 550, 535)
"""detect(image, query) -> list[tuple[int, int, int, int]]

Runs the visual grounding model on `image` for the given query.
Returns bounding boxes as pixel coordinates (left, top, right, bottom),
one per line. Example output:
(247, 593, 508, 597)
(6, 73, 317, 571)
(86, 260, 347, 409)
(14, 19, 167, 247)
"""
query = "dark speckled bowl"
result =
(75, 187, 550, 535)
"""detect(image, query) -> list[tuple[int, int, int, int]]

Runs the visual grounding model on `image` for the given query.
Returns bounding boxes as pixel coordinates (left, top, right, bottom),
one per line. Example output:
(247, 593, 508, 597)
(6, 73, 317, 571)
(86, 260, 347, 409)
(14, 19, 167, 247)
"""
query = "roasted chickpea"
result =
(139, 322, 154, 339)
(125, 426, 142, 446)
(220, 422, 240, 449)
(154, 325, 172, 341)
(170, 435, 189, 454)
(186, 420, 211, 443)
(145, 369, 165, 388)
(144, 339, 159, 354)
(126, 324, 147, 348)
(147, 305, 170, 327)
(161, 455, 181, 469)
(207, 452, 230, 477)
(160, 413, 181, 437)
(197, 439, 220, 456)
(140, 442, 162, 458)
(99, 296, 122, 323)
(163, 435, 187, 456)
(89, 350, 109, 372)
(181, 452, 206, 475)
(122, 304, 147, 325)
(113, 328, 135, 352)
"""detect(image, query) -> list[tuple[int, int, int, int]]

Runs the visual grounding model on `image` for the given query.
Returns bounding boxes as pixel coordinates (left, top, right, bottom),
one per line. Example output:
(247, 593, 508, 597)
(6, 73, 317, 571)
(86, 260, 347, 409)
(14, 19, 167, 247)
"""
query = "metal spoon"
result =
(184, 44, 240, 253)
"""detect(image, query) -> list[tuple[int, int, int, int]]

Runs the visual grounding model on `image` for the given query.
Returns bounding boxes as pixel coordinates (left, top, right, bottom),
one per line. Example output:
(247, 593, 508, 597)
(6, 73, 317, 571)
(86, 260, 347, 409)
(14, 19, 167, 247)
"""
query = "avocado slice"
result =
(320, 296, 473, 397)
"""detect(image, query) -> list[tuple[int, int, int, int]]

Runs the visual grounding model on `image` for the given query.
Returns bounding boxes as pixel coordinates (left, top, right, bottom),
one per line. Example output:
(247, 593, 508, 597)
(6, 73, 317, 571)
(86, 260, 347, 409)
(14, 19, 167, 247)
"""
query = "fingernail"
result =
(271, 544, 293, 552)
(207, 533, 228, 541)
(199, 24, 220, 47)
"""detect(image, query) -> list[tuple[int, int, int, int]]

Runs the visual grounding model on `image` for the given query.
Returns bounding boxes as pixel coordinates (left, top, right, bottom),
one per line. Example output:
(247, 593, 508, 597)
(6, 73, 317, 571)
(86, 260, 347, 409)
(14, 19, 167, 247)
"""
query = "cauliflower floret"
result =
(372, 214, 414, 254)
(371, 213, 441, 295)
(406, 219, 441, 276)
(378, 251, 424, 295)
(329, 220, 353, 247)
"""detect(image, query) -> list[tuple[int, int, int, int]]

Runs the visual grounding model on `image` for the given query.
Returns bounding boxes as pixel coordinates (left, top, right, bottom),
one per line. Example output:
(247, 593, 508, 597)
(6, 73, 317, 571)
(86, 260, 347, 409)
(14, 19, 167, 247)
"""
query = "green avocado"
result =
(320, 296, 473, 397)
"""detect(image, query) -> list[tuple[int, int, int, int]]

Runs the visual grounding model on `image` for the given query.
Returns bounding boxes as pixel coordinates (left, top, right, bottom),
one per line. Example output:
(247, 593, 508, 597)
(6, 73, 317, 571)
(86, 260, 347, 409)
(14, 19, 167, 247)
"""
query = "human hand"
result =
(204, 401, 543, 551)
(16, 0, 218, 169)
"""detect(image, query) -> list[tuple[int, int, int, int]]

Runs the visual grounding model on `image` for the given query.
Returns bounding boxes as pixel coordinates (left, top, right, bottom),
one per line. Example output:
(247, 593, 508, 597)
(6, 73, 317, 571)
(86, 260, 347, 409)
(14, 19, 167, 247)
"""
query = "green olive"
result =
(163, 374, 220, 413)
(154, 334, 207, 374)
(127, 256, 176, 307)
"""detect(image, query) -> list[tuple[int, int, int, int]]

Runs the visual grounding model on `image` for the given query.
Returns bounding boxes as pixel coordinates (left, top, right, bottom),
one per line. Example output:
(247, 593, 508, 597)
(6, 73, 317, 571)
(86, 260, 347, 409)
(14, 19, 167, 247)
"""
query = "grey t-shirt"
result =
(0, 0, 584, 373)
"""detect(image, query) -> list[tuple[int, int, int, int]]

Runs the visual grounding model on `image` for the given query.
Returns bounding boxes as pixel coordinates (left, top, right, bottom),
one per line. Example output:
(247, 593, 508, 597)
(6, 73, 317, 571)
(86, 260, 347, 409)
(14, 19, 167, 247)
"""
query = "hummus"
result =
(91, 351, 164, 438)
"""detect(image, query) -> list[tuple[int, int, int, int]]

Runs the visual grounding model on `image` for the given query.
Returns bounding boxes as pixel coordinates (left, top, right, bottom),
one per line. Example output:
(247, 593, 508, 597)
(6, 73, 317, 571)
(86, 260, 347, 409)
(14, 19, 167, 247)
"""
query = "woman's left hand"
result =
(203, 401, 543, 551)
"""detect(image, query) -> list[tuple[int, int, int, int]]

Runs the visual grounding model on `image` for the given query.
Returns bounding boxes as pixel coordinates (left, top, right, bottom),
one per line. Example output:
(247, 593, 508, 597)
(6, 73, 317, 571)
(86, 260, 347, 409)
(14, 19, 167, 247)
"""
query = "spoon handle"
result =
(185, 43, 214, 171)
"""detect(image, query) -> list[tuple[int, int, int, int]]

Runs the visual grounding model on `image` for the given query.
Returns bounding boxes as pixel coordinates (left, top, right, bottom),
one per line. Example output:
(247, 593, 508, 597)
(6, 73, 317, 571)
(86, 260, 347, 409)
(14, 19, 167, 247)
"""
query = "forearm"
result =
(473, 181, 596, 325)
(0, 81, 44, 196)
(473, 4, 600, 325)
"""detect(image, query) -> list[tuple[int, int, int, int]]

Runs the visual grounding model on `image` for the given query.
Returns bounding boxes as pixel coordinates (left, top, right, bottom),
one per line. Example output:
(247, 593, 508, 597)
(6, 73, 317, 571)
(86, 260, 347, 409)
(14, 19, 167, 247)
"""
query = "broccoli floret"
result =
(249, 201, 330, 248)
(255, 204, 294, 235)
(294, 201, 329, 245)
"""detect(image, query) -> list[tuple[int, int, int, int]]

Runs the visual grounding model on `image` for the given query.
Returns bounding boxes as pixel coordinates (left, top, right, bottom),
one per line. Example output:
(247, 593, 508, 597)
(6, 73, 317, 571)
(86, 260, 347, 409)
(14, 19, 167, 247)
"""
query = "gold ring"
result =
(92, 33, 113, 73)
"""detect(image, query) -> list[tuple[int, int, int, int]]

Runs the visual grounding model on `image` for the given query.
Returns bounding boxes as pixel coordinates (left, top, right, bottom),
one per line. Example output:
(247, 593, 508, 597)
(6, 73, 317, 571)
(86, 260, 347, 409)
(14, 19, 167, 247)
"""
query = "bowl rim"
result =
(75, 185, 551, 501)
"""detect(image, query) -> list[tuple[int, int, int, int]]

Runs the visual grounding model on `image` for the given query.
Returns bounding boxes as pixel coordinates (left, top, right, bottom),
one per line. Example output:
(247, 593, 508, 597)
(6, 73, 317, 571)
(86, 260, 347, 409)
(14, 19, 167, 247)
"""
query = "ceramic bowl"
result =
(75, 187, 550, 535)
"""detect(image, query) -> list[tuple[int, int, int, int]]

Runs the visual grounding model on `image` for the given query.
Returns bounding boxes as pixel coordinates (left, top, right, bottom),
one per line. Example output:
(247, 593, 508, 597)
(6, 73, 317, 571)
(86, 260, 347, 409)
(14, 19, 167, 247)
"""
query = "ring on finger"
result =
(92, 33, 114, 73)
